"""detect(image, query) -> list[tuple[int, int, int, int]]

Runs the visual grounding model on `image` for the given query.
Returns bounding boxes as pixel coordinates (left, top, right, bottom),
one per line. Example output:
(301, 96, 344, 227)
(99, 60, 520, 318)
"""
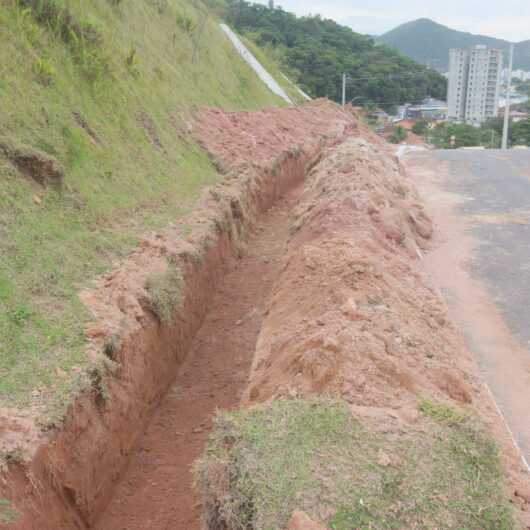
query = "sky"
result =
(255, 0, 530, 42)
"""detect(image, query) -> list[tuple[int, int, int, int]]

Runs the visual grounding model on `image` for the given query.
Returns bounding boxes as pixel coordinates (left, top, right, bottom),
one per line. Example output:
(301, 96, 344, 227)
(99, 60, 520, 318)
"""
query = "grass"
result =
(144, 263, 184, 323)
(0, 0, 288, 412)
(196, 398, 514, 530)
(0, 498, 19, 524)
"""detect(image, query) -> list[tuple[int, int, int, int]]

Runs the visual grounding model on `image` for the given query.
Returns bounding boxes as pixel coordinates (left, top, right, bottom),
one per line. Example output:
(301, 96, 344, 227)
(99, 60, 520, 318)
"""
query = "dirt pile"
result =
(243, 136, 479, 410)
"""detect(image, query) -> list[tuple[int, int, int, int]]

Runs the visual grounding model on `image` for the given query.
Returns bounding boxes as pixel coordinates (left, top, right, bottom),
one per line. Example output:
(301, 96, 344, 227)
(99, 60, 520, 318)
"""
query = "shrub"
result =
(389, 125, 407, 144)
(175, 11, 196, 34)
(32, 56, 56, 85)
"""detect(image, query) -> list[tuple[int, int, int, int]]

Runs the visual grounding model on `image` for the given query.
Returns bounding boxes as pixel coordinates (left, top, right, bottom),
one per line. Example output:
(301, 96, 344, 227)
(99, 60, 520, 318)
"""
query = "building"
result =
(502, 68, 530, 82)
(405, 98, 447, 120)
(448, 45, 503, 125)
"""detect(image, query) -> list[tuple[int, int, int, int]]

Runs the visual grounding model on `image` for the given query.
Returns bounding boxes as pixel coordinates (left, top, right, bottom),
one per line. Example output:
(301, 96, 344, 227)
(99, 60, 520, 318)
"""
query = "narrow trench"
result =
(94, 187, 301, 530)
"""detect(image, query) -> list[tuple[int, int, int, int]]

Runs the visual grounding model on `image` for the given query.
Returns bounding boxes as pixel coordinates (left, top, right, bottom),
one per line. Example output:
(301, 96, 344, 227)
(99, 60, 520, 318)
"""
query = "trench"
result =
(92, 187, 300, 530)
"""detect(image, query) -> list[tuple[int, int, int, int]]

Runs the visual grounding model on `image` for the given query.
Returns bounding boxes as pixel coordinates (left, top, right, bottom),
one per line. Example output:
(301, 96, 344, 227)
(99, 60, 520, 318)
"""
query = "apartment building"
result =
(448, 45, 503, 125)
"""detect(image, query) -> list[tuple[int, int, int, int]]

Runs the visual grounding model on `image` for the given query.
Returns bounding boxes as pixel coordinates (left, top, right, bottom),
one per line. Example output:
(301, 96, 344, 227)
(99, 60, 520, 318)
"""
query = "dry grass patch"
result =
(196, 398, 514, 530)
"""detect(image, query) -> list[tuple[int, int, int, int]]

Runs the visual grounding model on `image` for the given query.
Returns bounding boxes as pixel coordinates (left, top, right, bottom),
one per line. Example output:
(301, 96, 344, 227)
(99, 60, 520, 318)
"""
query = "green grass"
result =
(0, 498, 19, 524)
(196, 398, 514, 530)
(0, 0, 287, 411)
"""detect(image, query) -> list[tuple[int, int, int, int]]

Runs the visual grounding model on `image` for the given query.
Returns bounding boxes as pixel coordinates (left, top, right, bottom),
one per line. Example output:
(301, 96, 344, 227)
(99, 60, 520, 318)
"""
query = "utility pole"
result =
(502, 44, 515, 150)
(342, 73, 346, 106)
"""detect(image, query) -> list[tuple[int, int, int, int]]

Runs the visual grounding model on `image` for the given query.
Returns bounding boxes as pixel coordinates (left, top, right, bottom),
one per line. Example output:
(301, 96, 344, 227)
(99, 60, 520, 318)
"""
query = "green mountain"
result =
(379, 18, 530, 72)
(220, 1, 447, 108)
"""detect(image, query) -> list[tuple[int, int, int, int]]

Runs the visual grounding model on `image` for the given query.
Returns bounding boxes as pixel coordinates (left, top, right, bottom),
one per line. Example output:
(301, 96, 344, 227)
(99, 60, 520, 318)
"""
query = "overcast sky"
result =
(255, 0, 530, 42)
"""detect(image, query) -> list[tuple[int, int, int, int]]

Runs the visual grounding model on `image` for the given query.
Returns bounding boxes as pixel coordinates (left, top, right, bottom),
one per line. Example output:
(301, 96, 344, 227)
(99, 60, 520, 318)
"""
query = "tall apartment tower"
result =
(447, 45, 503, 125)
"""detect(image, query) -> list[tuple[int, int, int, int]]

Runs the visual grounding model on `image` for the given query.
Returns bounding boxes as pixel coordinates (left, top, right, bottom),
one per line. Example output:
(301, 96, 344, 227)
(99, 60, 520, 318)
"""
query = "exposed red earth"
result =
(0, 101, 360, 529)
(2, 100, 529, 529)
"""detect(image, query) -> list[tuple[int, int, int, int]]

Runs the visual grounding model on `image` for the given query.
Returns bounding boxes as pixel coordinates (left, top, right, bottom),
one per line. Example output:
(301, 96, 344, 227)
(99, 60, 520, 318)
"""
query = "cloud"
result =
(255, 0, 530, 41)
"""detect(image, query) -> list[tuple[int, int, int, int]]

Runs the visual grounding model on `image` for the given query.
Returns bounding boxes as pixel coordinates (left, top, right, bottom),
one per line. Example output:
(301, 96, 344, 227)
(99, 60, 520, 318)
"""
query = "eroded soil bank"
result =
(95, 189, 299, 530)
(0, 101, 360, 530)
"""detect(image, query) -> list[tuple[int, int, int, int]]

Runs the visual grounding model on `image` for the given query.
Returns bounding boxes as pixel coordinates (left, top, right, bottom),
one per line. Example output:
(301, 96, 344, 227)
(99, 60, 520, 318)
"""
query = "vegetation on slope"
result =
(379, 18, 530, 72)
(0, 0, 286, 417)
(215, 1, 447, 110)
(418, 118, 530, 148)
(197, 398, 513, 530)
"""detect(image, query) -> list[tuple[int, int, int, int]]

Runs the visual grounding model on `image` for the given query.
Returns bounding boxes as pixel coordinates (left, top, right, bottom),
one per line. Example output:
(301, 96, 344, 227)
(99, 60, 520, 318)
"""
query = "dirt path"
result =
(94, 189, 299, 530)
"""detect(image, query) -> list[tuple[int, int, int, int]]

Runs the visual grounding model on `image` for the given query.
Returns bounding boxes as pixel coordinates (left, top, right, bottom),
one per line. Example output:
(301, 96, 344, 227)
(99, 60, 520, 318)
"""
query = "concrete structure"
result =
(503, 68, 530, 82)
(405, 98, 447, 120)
(448, 45, 503, 125)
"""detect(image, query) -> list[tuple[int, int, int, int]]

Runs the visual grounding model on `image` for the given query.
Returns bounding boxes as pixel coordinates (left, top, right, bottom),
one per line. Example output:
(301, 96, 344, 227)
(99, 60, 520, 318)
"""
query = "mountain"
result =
(379, 18, 530, 72)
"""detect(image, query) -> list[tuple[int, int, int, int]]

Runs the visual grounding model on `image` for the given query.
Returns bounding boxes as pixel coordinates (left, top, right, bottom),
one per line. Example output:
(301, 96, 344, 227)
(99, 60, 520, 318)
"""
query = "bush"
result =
(412, 119, 429, 136)
(389, 125, 407, 144)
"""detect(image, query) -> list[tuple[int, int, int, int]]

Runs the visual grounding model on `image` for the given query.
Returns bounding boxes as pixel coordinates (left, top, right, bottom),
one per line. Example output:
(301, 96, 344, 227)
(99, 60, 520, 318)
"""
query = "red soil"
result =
(243, 136, 476, 410)
(0, 100, 359, 530)
(95, 191, 300, 530)
(3, 99, 529, 530)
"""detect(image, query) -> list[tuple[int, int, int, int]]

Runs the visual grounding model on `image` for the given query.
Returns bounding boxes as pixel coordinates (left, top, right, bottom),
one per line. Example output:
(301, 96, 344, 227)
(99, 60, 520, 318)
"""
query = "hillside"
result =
(0, 0, 296, 421)
(379, 18, 530, 72)
(219, 1, 447, 109)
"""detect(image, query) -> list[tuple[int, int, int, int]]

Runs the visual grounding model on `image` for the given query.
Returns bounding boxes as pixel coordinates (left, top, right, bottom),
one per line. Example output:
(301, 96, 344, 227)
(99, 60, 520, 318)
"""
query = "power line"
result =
(348, 98, 443, 106)
(343, 72, 442, 84)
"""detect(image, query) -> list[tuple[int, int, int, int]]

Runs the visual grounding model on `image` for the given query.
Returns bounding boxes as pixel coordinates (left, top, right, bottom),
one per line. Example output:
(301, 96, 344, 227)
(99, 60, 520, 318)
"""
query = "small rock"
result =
(286, 511, 328, 530)
(236, 319, 243, 326)
(516, 486, 530, 503)
(33, 195, 42, 205)
(377, 449, 391, 467)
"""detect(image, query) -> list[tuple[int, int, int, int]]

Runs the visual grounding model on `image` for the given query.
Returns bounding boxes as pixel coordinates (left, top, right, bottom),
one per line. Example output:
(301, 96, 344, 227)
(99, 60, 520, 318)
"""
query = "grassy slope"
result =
(197, 399, 514, 530)
(0, 0, 286, 412)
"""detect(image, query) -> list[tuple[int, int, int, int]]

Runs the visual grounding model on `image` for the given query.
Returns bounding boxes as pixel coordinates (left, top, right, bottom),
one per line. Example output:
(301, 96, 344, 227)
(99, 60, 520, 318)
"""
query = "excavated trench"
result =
(1, 139, 332, 530)
(93, 189, 300, 530)
(1, 103, 363, 530)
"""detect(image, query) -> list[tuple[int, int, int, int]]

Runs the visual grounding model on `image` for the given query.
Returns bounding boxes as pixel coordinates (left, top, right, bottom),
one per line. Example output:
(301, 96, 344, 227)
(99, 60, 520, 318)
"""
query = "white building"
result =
(448, 45, 503, 125)
(503, 68, 530, 82)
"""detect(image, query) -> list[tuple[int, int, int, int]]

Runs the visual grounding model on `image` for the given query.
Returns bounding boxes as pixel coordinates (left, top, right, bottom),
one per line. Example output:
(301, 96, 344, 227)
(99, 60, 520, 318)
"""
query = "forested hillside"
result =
(218, 1, 447, 109)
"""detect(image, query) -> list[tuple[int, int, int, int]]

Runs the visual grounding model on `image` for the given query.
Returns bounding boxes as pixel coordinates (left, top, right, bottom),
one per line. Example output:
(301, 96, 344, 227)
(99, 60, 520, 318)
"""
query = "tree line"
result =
(217, 0, 447, 110)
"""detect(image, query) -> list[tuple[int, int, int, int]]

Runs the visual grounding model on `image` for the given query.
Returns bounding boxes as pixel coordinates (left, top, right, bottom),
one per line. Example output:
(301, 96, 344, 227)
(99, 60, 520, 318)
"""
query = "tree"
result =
(222, 0, 447, 108)
(430, 123, 482, 148)
(411, 119, 429, 136)
(511, 119, 530, 146)
(389, 125, 407, 144)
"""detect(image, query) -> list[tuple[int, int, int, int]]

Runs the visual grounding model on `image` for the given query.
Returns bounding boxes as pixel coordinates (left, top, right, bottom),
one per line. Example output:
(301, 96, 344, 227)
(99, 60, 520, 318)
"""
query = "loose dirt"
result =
(94, 191, 300, 529)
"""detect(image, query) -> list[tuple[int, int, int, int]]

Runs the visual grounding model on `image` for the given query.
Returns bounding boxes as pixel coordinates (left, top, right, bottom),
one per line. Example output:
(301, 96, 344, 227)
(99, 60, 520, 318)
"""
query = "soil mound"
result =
(243, 136, 476, 410)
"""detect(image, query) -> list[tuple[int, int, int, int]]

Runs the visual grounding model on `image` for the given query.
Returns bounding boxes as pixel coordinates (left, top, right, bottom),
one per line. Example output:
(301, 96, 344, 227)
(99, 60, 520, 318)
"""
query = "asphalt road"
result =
(438, 149, 530, 347)
(408, 148, 530, 467)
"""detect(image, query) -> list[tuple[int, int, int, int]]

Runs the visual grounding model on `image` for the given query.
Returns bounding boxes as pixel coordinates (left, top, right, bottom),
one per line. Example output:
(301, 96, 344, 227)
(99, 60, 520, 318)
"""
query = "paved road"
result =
(407, 148, 530, 467)
(437, 150, 530, 347)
